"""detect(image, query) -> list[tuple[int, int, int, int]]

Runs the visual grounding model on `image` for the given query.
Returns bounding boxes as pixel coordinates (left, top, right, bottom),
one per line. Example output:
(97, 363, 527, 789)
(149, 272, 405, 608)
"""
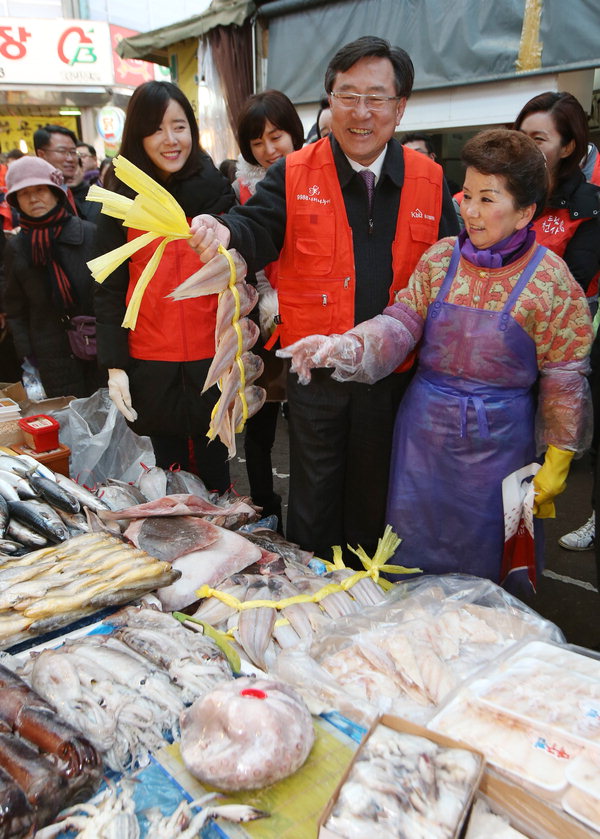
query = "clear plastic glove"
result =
(108, 368, 138, 422)
(276, 335, 340, 385)
(533, 444, 574, 518)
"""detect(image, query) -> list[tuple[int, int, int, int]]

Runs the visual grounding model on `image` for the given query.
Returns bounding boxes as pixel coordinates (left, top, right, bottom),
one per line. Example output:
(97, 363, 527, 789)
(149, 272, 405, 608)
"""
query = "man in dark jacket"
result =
(189, 36, 458, 561)
(34, 124, 99, 221)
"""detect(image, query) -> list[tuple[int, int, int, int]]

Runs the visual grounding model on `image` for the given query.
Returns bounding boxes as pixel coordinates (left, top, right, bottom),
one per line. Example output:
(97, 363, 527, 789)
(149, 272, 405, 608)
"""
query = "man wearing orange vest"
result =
(190, 36, 458, 561)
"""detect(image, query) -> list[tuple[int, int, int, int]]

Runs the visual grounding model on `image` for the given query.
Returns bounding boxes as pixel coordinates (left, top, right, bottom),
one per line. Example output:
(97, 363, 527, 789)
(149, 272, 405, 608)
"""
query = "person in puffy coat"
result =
(94, 81, 236, 490)
(3, 156, 101, 398)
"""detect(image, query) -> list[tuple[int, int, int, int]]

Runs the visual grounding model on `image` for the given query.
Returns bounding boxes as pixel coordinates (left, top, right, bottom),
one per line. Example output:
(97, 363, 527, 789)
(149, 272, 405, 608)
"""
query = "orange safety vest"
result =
(275, 141, 443, 348)
(125, 226, 218, 362)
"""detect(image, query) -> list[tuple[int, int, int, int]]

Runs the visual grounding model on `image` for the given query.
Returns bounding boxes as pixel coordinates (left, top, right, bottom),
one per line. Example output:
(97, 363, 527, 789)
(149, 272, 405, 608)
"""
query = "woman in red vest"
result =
(514, 92, 600, 294)
(94, 81, 236, 489)
(234, 90, 304, 527)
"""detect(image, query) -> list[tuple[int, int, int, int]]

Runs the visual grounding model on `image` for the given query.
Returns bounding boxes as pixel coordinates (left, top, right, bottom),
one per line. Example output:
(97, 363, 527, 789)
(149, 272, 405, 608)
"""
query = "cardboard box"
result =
(481, 770, 600, 839)
(10, 442, 71, 478)
(318, 714, 485, 839)
(0, 383, 73, 449)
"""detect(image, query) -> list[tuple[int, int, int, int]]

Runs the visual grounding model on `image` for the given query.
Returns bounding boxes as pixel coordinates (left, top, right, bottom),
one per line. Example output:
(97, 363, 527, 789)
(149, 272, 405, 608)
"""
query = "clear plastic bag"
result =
(275, 575, 564, 725)
(54, 387, 154, 486)
(21, 357, 47, 401)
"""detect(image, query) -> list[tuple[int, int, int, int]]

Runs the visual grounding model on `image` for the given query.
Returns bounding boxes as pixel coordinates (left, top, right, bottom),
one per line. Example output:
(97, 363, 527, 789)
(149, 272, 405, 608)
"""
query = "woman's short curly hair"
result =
(461, 128, 548, 218)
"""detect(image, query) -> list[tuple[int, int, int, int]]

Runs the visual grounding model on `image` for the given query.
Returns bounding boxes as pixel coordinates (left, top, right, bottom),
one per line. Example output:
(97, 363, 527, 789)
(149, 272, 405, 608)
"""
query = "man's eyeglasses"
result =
(44, 146, 78, 158)
(329, 91, 401, 111)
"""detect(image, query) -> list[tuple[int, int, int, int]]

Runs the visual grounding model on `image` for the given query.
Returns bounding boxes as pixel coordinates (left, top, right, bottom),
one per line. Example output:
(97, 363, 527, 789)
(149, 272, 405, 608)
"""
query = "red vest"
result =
(533, 209, 585, 260)
(126, 227, 218, 361)
(276, 141, 443, 346)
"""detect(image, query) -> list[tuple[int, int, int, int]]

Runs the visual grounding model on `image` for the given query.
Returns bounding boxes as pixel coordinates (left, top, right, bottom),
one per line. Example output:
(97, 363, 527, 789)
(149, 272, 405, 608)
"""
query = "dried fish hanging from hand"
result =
(170, 246, 266, 457)
(86, 156, 264, 456)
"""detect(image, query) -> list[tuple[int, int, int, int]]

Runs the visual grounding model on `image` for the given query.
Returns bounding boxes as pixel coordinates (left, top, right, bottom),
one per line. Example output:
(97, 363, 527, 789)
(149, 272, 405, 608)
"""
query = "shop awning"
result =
(116, 0, 256, 64)
(260, 0, 600, 104)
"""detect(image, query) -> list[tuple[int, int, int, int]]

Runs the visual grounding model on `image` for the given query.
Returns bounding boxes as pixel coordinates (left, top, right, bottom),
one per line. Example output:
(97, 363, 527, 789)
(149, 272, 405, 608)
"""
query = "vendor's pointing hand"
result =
(188, 215, 231, 263)
(277, 335, 330, 385)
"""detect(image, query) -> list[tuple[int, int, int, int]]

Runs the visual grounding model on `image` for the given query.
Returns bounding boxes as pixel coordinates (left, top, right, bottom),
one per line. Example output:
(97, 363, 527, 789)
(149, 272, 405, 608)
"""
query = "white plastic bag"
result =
(54, 388, 155, 485)
(21, 358, 46, 401)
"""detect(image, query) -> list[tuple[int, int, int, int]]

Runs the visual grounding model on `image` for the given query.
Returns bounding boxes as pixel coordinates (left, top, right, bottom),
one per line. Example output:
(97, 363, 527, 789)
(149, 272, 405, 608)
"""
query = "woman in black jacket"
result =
(94, 81, 236, 488)
(4, 156, 101, 397)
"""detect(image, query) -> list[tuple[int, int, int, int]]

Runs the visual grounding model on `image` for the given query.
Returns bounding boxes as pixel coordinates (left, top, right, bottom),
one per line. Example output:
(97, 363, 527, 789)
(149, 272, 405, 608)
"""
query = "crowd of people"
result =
(1, 34, 599, 594)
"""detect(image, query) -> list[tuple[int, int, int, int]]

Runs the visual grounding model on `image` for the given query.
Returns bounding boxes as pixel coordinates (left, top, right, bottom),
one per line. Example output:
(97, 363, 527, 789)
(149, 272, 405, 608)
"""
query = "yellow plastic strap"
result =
(209, 245, 249, 439)
(86, 156, 192, 330)
(194, 531, 421, 612)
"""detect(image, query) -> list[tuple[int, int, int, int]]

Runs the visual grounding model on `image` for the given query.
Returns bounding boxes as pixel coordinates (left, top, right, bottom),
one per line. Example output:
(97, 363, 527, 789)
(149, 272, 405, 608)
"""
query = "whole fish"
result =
(237, 581, 277, 670)
(209, 353, 264, 433)
(0, 493, 8, 537)
(0, 469, 37, 499)
(7, 518, 49, 548)
(28, 473, 80, 514)
(0, 455, 30, 477)
(8, 500, 69, 544)
(0, 477, 19, 503)
(166, 469, 210, 499)
(96, 483, 143, 511)
(137, 466, 168, 501)
(215, 283, 259, 341)
(203, 319, 260, 393)
(106, 478, 147, 504)
(0, 538, 26, 554)
(5, 453, 55, 482)
(56, 507, 89, 534)
(168, 248, 247, 300)
(54, 473, 111, 512)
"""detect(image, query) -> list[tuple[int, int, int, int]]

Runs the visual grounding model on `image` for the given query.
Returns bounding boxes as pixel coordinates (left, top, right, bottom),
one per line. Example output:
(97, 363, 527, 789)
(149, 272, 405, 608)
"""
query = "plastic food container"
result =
(17, 414, 60, 453)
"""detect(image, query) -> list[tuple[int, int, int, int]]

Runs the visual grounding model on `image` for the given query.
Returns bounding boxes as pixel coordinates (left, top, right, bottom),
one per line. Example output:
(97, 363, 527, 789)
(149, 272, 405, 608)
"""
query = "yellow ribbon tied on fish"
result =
(208, 247, 249, 439)
(86, 156, 193, 330)
(195, 526, 421, 611)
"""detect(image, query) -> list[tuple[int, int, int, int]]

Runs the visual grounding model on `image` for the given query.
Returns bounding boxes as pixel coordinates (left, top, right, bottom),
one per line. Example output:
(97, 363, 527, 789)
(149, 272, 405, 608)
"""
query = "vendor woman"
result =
(280, 129, 593, 594)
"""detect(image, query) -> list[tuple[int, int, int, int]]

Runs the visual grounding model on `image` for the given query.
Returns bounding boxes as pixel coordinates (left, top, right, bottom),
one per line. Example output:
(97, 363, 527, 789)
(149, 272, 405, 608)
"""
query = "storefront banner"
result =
(110, 25, 159, 87)
(0, 18, 114, 85)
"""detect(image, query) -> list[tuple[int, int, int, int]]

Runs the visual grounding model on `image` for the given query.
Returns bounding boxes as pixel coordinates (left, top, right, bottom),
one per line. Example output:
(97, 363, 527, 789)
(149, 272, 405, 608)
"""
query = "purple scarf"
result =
(459, 224, 536, 268)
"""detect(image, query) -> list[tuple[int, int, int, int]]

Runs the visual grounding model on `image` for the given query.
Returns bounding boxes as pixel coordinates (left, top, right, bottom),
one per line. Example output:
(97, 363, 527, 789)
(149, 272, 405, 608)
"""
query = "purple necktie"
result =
(359, 168, 375, 212)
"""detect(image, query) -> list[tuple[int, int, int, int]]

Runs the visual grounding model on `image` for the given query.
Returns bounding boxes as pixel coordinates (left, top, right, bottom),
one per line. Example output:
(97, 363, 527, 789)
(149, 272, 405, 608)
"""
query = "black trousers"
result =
(243, 401, 280, 509)
(285, 367, 411, 562)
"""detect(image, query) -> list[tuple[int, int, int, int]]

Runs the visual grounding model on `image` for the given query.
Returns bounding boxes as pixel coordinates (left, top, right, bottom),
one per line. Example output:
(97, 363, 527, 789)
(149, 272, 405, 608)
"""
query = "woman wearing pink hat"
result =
(3, 156, 102, 397)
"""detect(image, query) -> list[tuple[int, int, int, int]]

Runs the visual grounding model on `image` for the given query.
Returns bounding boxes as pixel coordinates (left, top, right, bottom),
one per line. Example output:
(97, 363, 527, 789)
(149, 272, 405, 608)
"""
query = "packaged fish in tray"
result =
(468, 643, 600, 751)
(563, 750, 600, 834)
(319, 714, 484, 839)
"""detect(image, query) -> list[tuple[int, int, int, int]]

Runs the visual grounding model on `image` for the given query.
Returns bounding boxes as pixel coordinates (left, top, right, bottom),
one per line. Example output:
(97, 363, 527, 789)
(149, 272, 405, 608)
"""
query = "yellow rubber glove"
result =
(533, 445, 574, 518)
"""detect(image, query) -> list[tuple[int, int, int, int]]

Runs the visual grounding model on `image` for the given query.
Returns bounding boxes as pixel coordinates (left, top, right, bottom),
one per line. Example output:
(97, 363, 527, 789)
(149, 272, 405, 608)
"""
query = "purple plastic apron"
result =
(386, 241, 547, 591)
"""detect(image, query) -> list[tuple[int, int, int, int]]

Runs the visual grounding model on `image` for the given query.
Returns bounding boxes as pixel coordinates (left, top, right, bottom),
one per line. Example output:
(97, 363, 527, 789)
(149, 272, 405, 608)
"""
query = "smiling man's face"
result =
(329, 56, 406, 167)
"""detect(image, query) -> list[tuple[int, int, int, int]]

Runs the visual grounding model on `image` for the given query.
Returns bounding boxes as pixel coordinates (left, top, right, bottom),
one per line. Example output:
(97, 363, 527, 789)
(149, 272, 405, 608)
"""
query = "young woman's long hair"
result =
(105, 81, 204, 194)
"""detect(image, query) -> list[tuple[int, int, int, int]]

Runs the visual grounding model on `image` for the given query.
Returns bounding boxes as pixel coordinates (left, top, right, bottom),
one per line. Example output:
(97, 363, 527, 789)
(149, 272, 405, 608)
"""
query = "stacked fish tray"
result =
(0, 532, 180, 649)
